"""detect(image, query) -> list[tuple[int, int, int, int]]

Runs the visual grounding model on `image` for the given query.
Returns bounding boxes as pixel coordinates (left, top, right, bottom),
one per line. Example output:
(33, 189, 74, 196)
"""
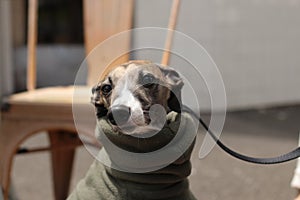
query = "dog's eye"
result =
(142, 74, 156, 87)
(101, 84, 112, 95)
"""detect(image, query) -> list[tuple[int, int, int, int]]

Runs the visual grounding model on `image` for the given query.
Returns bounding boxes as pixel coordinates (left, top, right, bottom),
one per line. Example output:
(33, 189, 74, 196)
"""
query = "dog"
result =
(92, 60, 183, 134)
(68, 60, 197, 200)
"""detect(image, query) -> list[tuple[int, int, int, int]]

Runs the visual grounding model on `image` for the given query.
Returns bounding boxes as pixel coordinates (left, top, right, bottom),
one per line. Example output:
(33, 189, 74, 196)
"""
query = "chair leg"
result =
(0, 139, 15, 200)
(0, 121, 29, 200)
(48, 131, 81, 200)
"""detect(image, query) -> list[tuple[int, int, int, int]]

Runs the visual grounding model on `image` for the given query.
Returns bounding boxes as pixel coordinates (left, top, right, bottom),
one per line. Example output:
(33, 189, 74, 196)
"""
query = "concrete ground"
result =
(10, 106, 300, 200)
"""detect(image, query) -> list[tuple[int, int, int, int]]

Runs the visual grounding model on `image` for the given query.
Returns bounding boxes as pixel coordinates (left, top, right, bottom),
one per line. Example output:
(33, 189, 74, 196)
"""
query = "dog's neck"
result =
(102, 143, 194, 198)
(96, 112, 196, 192)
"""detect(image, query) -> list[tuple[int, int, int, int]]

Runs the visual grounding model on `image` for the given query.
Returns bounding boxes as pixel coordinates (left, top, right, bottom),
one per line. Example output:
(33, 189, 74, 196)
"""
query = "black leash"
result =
(182, 105, 300, 164)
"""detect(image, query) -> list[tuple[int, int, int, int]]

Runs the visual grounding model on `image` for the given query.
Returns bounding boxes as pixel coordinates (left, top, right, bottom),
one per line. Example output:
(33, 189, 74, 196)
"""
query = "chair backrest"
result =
(27, 0, 38, 91)
(26, 0, 134, 90)
(83, 0, 134, 85)
(26, 0, 180, 89)
(83, 0, 180, 83)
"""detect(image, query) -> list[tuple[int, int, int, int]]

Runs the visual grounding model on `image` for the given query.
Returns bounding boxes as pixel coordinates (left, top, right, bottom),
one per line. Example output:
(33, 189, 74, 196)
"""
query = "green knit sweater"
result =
(68, 112, 197, 200)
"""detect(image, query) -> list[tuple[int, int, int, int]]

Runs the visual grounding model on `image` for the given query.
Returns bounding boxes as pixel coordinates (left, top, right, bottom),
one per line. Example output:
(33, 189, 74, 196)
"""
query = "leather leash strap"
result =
(182, 105, 300, 165)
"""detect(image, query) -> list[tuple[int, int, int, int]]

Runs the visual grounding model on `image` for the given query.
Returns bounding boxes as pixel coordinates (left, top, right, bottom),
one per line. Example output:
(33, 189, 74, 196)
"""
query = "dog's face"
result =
(91, 60, 183, 134)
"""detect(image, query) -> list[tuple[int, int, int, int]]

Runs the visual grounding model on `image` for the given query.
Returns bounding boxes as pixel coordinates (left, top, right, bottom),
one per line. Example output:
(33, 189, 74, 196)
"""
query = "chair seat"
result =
(7, 86, 91, 105)
(1, 85, 99, 146)
(2, 86, 95, 122)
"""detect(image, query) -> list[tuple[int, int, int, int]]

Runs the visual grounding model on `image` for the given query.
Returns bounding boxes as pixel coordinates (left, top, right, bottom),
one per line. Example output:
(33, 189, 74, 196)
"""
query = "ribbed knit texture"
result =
(68, 112, 197, 200)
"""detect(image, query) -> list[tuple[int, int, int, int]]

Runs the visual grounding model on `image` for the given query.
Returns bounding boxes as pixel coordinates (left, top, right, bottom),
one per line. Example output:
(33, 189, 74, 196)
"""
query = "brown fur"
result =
(91, 60, 183, 123)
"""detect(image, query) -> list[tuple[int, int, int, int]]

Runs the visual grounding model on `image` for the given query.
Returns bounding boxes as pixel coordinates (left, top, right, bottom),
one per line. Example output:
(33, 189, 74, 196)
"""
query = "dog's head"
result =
(91, 60, 183, 134)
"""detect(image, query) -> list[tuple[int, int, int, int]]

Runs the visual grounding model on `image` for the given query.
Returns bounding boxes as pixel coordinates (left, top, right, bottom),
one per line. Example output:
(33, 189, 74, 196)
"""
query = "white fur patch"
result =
(112, 79, 145, 126)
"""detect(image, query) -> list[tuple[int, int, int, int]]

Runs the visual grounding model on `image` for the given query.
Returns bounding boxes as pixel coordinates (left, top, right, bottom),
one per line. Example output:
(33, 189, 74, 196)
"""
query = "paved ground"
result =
(10, 106, 300, 200)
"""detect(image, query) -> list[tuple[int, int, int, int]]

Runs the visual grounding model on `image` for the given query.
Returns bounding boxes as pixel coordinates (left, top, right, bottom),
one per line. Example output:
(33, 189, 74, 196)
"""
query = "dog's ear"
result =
(158, 65, 184, 113)
(91, 84, 108, 118)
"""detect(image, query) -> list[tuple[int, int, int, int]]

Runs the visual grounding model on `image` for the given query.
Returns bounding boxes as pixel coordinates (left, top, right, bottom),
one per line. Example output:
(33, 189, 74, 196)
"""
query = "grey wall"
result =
(0, 0, 14, 99)
(133, 0, 300, 110)
(14, 45, 86, 92)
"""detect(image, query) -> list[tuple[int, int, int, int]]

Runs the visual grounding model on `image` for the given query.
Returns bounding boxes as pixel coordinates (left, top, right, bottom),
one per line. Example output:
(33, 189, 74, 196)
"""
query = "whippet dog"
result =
(68, 60, 197, 200)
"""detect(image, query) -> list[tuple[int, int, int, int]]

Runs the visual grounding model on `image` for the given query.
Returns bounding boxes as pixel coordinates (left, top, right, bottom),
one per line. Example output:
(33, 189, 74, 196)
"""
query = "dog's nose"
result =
(107, 105, 131, 126)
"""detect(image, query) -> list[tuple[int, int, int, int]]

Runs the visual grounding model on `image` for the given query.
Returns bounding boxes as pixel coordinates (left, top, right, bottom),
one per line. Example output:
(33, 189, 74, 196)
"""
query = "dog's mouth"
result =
(114, 124, 163, 138)
(109, 115, 153, 133)
(106, 108, 166, 137)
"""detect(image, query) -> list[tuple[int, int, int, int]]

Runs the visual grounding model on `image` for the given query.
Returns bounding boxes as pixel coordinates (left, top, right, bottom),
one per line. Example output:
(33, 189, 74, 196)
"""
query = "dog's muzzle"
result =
(107, 105, 131, 126)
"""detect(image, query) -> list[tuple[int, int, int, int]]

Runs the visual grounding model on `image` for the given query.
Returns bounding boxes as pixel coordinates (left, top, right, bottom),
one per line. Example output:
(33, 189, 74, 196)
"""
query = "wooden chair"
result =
(0, 0, 133, 199)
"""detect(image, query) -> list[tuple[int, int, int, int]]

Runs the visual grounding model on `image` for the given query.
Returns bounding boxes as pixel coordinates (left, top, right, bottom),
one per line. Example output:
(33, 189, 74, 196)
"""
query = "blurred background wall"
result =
(1, 0, 300, 111)
(0, 0, 14, 100)
(133, 0, 300, 110)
